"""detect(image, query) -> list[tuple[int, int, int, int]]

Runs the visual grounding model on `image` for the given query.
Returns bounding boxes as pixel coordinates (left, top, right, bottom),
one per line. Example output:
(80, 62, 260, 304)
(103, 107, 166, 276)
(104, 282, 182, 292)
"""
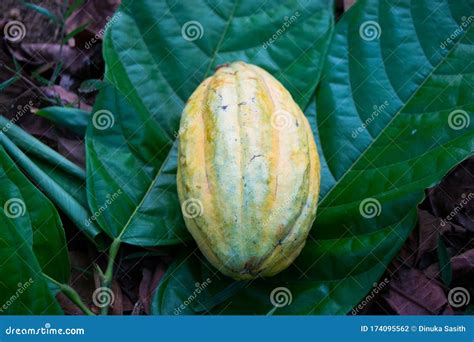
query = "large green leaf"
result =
(87, 0, 334, 246)
(86, 84, 186, 245)
(0, 146, 68, 314)
(152, 0, 474, 314)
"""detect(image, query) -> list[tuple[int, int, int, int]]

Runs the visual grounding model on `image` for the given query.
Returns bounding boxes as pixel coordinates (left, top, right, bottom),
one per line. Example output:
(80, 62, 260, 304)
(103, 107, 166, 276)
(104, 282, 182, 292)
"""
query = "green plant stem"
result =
(100, 238, 121, 315)
(43, 274, 95, 316)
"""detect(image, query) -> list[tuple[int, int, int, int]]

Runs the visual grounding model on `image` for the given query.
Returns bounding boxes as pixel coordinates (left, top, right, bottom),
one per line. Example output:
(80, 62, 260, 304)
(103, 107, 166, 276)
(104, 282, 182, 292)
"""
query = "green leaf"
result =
(63, 22, 90, 43)
(64, 0, 85, 19)
(0, 75, 20, 91)
(0, 116, 84, 180)
(437, 237, 452, 286)
(49, 62, 64, 86)
(36, 106, 90, 136)
(0, 117, 105, 247)
(0, 146, 68, 314)
(86, 83, 187, 246)
(151, 252, 246, 315)
(88, 0, 335, 246)
(79, 79, 103, 94)
(152, 0, 474, 314)
(31, 72, 53, 87)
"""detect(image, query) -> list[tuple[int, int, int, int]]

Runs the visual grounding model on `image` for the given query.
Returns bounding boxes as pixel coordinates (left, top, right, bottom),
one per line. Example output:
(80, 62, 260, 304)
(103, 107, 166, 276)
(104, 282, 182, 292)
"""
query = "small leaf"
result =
(64, 0, 85, 19)
(63, 22, 90, 43)
(49, 62, 64, 86)
(0, 116, 84, 180)
(36, 106, 90, 136)
(0, 75, 20, 91)
(78, 79, 103, 93)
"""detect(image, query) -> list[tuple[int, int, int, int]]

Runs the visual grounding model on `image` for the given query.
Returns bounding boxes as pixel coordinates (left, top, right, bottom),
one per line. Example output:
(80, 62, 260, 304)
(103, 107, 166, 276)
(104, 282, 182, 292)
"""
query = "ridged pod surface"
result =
(177, 61, 320, 280)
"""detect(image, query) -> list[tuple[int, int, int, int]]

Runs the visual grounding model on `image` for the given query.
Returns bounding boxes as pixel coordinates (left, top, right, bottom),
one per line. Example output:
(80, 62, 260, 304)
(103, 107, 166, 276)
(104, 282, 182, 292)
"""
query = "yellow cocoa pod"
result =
(177, 61, 320, 280)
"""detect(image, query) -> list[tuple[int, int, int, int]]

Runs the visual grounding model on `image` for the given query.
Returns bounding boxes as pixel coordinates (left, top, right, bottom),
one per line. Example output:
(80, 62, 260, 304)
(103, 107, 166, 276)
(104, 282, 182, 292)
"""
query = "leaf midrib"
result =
(203, 0, 240, 78)
(116, 142, 177, 242)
